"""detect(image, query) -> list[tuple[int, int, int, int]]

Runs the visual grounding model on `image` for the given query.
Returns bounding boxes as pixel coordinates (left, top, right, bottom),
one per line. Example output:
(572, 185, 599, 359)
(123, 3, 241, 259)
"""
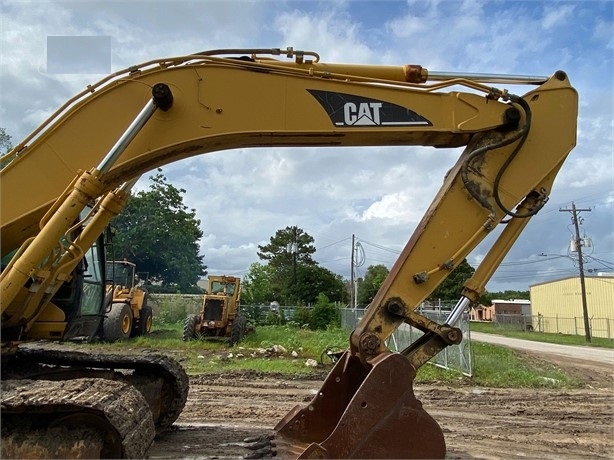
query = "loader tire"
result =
(230, 315, 247, 347)
(136, 305, 153, 336)
(183, 314, 199, 341)
(103, 303, 133, 342)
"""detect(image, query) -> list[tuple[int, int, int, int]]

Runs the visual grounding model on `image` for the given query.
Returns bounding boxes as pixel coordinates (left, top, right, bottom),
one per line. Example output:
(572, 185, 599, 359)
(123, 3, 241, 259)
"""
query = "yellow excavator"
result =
(0, 47, 577, 458)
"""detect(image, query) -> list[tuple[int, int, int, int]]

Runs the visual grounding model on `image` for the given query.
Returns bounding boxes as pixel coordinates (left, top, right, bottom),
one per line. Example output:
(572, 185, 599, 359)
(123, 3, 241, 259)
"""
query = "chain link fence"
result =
(149, 295, 311, 327)
(493, 313, 614, 339)
(149, 295, 473, 375)
(341, 308, 473, 376)
(148, 293, 202, 324)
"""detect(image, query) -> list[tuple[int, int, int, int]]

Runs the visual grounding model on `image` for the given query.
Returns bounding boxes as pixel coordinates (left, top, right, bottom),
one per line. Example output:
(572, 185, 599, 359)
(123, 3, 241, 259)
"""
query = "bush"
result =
(150, 294, 201, 325)
(265, 309, 286, 326)
(292, 306, 312, 328)
(309, 294, 341, 330)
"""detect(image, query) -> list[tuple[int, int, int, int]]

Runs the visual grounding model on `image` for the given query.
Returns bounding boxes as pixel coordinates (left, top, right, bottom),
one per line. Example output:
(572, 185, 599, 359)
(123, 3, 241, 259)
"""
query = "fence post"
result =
(589, 316, 592, 337)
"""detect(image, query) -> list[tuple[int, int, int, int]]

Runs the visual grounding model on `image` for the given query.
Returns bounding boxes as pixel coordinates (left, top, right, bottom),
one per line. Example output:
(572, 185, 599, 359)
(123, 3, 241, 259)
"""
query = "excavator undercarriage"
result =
(1, 342, 189, 458)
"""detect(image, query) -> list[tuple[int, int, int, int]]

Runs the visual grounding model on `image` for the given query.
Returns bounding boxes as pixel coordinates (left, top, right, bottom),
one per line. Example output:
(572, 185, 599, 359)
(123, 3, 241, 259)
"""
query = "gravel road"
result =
(470, 331, 614, 365)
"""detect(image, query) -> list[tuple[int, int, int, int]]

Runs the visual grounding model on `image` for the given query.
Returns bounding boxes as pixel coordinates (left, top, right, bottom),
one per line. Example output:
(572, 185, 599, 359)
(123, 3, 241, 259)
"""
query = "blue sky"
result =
(1, 0, 612, 294)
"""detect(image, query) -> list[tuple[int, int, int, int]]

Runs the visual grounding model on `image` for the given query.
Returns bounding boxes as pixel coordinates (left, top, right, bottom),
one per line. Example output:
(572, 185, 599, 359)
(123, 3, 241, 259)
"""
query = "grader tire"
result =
(183, 314, 199, 341)
(229, 315, 247, 347)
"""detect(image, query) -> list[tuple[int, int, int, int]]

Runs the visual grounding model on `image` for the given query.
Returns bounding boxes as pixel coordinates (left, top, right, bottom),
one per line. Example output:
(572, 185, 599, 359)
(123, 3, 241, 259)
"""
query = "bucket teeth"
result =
(243, 433, 277, 457)
(243, 433, 314, 459)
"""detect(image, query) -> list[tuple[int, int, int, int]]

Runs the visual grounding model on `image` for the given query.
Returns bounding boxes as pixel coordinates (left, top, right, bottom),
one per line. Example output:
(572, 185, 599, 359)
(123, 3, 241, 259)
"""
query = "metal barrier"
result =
(341, 308, 473, 376)
(494, 313, 613, 339)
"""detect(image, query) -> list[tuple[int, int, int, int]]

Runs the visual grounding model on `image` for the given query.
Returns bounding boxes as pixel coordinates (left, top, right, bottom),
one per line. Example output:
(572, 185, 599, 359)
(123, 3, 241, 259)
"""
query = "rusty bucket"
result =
(274, 351, 446, 459)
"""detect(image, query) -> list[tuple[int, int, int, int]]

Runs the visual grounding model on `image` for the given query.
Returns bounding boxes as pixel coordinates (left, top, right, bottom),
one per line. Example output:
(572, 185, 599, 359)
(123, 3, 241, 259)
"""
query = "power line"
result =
(315, 236, 351, 251)
(358, 239, 402, 254)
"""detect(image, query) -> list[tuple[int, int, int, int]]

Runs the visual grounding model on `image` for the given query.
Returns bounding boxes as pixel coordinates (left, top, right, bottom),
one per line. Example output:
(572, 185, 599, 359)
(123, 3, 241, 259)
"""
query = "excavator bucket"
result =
(274, 351, 446, 459)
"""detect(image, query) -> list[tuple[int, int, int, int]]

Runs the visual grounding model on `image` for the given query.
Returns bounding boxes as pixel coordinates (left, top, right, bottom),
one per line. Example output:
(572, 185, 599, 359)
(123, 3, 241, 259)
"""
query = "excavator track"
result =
(3, 342, 189, 433)
(1, 377, 155, 458)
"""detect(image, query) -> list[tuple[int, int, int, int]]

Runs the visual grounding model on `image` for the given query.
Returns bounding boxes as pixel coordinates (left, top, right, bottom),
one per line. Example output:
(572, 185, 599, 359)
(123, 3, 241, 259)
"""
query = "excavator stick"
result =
(275, 351, 445, 459)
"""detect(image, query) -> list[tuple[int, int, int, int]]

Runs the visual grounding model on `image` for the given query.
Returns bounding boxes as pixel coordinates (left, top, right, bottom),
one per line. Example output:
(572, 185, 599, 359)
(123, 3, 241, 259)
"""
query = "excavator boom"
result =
(2, 52, 523, 256)
(0, 48, 577, 459)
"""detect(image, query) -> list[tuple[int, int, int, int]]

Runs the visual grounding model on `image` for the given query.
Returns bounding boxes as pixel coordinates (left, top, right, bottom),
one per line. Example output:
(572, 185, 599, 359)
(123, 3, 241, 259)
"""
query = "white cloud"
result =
(360, 191, 416, 222)
(593, 18, 614, 49)
(541, 5, 575, 30)
(2, 0, 612, 295)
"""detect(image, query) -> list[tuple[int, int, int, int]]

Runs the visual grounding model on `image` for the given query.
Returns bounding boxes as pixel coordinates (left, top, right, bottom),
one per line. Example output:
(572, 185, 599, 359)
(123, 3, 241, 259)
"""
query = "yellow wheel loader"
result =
(102, 259, 153, 341)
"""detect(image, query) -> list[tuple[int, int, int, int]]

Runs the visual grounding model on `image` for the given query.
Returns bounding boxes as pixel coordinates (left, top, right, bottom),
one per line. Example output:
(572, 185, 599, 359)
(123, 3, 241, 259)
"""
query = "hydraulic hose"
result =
(461, 95, 538, 219)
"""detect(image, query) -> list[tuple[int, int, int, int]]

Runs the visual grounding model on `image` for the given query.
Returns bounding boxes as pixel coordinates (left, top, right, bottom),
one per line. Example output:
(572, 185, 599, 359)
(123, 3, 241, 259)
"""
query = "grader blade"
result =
(275, 351, 446, 459)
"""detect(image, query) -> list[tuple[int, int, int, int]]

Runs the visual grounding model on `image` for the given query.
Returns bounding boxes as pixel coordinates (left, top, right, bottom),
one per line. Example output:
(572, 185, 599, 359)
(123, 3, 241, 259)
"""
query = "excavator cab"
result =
(11, 233, 109, 342)
(60, 235, 109, 340)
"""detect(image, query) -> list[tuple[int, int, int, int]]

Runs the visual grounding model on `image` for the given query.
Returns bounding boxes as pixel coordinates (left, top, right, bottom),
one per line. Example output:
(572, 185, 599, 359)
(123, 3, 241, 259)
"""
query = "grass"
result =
(470, 321, 614, 349)
(84, 321, 587, 389)
(241, 325, 349, 356)
(412, 340, 582, 388)
(467, 342, 582, 387)
(180, 352, 321, 376)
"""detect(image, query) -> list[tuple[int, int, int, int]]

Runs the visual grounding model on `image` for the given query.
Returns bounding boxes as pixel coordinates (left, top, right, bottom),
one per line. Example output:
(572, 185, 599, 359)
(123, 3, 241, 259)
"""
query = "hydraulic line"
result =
(461, 95, 538, 219)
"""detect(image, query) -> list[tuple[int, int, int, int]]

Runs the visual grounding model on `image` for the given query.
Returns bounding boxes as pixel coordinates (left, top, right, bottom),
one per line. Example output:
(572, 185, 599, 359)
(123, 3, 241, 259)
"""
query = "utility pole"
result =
(292, 225, 298, 284)
(286, 226, 299, 304)
(291, 226, 298, 287)
(560, 202, 592, 343)
(350, 234, 355, 310)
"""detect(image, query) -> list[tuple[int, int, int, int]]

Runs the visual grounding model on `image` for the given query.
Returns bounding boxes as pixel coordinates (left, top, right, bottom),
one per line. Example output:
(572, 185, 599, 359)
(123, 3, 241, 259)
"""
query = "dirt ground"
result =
(148, 350, 613, 460)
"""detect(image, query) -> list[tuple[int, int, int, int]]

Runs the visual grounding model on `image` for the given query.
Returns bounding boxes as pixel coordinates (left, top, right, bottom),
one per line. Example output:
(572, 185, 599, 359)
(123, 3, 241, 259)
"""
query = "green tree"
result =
(241, 263, 276, 305)
(257, 226, 316, 269)
(257, 226, 319, 304)
(294, 264, 346, 305)
(357, 264, 389, 306)
(0, 127, 12, 154)
(111, 170, 206, 291)
(429, 259, 475, 301)
(479, 290, 494, 306)
(481, 289, 529, 304)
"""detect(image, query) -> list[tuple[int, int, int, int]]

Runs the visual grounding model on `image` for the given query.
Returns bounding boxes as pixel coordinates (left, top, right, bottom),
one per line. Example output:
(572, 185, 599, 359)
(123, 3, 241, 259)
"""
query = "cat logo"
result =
(308, 89, 432, 128)
(343, 102, 383, 126)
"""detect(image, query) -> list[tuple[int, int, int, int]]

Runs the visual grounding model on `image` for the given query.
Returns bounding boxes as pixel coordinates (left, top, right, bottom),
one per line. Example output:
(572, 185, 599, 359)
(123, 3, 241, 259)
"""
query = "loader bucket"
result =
(275, 351, 445, 459)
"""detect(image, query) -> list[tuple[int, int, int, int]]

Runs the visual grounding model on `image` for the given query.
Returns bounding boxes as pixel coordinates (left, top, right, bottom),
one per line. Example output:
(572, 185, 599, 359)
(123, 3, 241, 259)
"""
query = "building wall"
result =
(494, 303, 522, 315)
(469, 305, 495, 321)
(530, 276, 614, 338)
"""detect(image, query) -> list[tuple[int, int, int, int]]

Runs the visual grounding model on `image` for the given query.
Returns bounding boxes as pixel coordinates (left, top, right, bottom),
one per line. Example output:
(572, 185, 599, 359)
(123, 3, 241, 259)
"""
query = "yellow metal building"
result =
(529, 275, 614, 338)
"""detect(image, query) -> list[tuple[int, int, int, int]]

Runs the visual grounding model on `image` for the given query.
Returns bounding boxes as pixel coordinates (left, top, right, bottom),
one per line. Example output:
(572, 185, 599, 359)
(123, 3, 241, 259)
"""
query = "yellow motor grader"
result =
(182, 275, 247, 346)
